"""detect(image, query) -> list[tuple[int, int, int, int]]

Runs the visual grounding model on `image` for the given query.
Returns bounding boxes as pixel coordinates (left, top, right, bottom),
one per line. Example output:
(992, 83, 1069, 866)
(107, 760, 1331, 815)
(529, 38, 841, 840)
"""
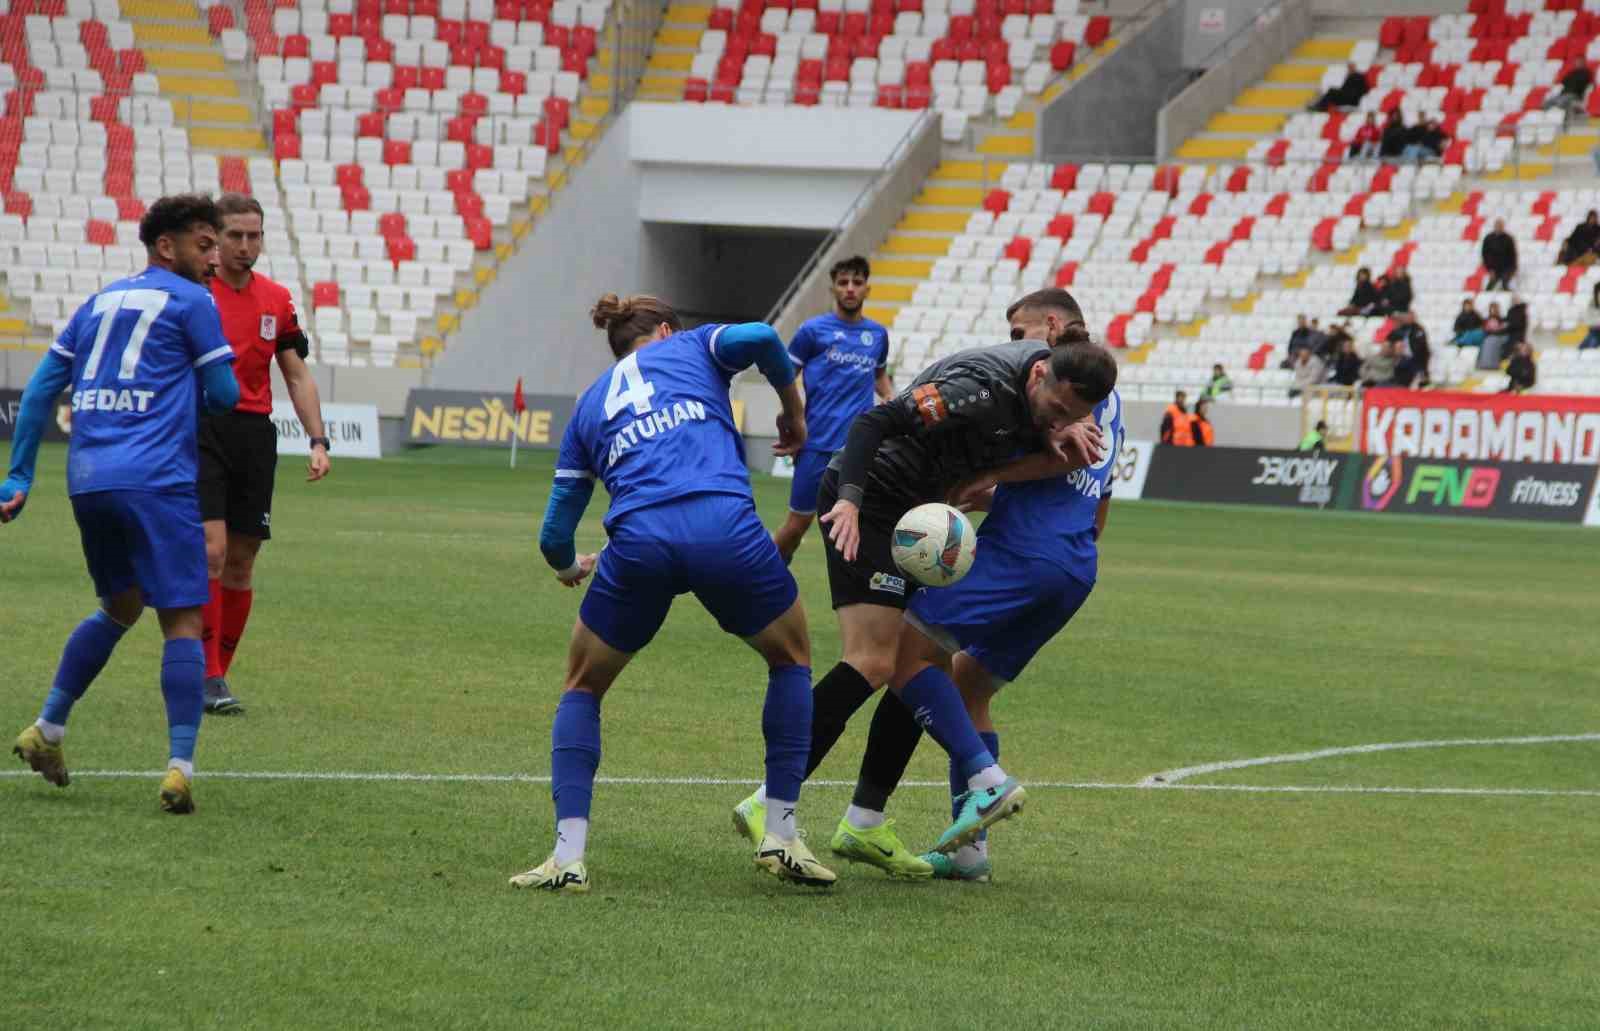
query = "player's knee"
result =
(844, 651, 893, 691)
(222, 551, 255, 587)
(204, 540, 227, 578)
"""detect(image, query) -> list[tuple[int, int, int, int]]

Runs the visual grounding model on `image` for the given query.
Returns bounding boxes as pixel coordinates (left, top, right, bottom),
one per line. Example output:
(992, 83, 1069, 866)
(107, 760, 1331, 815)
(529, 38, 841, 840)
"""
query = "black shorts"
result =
(198, 411, 278, 540)
(818, 466, 918, 611)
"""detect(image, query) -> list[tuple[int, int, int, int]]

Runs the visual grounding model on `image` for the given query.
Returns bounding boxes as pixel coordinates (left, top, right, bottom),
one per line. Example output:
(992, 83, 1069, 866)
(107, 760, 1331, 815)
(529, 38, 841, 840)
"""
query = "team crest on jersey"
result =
(860, 331, 873, 347)
(259, 314, 276, 340)
(868, 572, 906, 596)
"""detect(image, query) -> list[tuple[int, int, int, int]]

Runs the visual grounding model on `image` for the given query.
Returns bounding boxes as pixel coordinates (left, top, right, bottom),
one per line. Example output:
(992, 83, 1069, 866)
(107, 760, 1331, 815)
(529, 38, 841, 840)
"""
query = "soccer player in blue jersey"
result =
(3, 194, 241, 814)
(845, 289, 1122, 881)
(509, 293, 835, 893)
(771, 256, 892, 563)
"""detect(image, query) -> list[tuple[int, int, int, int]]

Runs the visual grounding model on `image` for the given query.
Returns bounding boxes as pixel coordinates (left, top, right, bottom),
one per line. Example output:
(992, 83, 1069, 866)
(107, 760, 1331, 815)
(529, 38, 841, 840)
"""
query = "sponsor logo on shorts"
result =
(868, 572, 906, 596)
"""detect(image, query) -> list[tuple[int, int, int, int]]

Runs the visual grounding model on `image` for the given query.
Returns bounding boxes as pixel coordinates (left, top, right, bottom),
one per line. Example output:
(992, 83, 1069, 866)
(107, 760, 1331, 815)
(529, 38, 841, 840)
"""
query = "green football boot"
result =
(829, 817, 934, 879)
(934, 777, 1026, 854)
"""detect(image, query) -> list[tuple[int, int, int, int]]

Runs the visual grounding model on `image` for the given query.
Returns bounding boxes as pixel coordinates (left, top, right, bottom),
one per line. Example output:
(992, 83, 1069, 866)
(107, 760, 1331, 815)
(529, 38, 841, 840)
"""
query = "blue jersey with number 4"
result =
(52, 267, 235, 496)
(789, 312, 889, 453)
(979, 389, 1125, 584)
(556, 325, 752, 531)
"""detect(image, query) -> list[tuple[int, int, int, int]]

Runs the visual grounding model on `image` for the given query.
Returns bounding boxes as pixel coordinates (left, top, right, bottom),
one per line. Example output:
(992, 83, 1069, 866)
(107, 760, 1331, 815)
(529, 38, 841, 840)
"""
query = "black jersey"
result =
(829, 340, 1051, 519)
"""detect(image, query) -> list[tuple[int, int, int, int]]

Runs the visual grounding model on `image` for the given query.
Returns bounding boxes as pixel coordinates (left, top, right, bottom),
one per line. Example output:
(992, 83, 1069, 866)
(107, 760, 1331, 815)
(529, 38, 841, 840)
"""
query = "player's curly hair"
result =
(139, 193, 222, 248)
(591, 294, 683, 359)
(829, 255, 870, 281)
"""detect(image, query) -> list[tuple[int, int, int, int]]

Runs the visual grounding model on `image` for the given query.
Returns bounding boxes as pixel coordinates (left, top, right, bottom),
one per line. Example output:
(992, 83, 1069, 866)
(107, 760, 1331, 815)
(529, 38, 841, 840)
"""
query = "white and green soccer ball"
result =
(891, 503, 977, 587)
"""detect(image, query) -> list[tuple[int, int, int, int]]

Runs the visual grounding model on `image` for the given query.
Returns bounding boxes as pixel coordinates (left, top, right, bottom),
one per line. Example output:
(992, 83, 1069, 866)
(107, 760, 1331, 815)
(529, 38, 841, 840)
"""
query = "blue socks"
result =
(761, 664, 811, 806)
(551, 690, 602, 821)
(160, 638, 205, 764)
(38, 610, 128, 729)
(952, 731, 1001, 820)
(897, 666, 994, 782)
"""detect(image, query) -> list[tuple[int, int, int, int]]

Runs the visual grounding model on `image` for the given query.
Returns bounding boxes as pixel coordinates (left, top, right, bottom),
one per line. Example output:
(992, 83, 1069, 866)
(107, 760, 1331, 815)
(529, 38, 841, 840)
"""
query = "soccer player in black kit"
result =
(733, 329, 1117, 876)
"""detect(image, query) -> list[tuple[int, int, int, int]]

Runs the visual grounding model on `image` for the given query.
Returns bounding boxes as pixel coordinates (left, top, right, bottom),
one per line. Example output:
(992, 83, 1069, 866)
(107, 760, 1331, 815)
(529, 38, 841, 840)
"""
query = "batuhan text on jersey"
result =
(605, 399, 708, 469)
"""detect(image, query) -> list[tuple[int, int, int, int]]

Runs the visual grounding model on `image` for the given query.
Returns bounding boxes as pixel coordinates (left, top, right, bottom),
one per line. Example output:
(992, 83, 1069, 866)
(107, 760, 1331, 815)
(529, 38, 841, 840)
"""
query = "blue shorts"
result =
(581, 494, 799, 654)
(71, 488, 209, 610)
(906, 540, 1094, 683)
(787, 449, 833, 515)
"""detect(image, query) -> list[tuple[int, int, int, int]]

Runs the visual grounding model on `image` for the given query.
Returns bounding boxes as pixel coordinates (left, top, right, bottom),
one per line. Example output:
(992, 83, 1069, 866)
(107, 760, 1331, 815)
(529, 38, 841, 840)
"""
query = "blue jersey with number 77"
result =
(52, 266, 235, 497)
(556, 325, 762, 532)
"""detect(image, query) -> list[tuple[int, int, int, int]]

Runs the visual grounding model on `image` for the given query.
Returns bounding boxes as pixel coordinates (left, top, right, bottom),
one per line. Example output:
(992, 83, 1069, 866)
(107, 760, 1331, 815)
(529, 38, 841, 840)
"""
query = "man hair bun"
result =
(1056, 323, 1094, 346)
(590, 293, 631, 330)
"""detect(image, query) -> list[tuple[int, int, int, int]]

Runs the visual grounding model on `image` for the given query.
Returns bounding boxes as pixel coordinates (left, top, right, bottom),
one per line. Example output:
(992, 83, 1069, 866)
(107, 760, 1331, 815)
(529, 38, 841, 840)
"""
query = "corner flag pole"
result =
(511, 376, 527, 470)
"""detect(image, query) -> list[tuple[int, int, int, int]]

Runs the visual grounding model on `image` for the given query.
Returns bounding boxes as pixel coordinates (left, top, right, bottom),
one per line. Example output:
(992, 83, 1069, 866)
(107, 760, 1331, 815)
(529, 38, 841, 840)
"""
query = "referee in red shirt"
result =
(199, 193, 331, 714)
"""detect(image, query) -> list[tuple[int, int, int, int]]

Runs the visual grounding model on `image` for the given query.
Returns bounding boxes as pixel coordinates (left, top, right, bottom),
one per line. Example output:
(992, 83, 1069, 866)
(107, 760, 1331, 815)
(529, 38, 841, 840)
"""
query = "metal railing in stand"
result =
(761, 109, 938, 338)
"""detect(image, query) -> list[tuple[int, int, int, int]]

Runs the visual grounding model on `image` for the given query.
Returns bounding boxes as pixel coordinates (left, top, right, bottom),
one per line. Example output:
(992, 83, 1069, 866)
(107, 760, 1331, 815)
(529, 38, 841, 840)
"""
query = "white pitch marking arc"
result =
(1139, 733, 1600, 787)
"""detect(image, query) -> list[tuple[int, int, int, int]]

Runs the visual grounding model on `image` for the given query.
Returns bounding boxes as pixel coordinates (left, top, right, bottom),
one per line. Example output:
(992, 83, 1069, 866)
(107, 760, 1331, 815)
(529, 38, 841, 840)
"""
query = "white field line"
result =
(1, 770, 1597, 798)
(1139, 733, 1600, 787)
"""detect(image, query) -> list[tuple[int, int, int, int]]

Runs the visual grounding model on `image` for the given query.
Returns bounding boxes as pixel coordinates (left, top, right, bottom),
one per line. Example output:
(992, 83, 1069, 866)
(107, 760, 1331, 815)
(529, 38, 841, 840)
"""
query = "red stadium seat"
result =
(85, 219, 115, 245)
(1054, 261, 1077, 286)
(208, 5, 234, 34)
(312, 281, 340, 308)
(274, 132, 301, 160)
(385, 234, 416, 265)
(341, 184, 371, 210)
(1046, 214, 1074, 239)
(1003, 237, 1031, 263)
(379, 212, 407, 238)
(116, 197, 145, 222)
(1050, 41, 1074, 71)
(383, 139, 411, 165)
(336, 163, 364, 188)
(465, 216, 492, 249)
(982, 189, 1009, 213)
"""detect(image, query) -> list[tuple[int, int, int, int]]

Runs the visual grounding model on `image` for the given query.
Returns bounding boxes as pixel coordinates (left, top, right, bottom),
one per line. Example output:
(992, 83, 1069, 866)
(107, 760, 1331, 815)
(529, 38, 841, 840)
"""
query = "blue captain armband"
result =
(539, 471, 596, 572)
(712, 323, 796, 388)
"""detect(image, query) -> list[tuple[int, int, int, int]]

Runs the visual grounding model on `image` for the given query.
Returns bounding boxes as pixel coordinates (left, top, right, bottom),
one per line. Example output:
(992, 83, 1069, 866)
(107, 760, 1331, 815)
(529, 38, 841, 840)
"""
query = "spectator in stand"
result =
(1202, 363, 1232, 399)
(1310, 318, 1334, 359)
(1580, 283, 1600, 350)
(1505, 341, 1537, 393)
(1558, 210, 1600, 266)
(1453, 299, 1485, 346)
(1284, 314, 1314, 366)
(1379, 268, 1413, 316)
(1399, 118, 1446, 162)
(1298, 420, 1329, 453)
(1159, 390, 1192, 446)
(1361, 339, 1399, 387)
(1349, 112, 1382, 160)
(1481, 219, 1518, 290)
(1310, 63, 1369, 112)
(1332, 336, 1362, 386)
(1478, 302, 1510, 369)
(1543, 61, 1593, 114)
(1340, 267, 1382, 316)
(1388, 312, 1431, 388)
(1379, 109, 1408, 159)
(1189, 398, 1215, 446)
(1289, 346, 1326, 398)
(1506, 295, 1529, 347)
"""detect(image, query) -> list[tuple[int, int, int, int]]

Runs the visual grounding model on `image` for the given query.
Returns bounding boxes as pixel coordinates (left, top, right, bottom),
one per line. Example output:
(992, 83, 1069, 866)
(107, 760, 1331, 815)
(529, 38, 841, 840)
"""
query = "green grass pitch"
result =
(2, 443, 1597, 1029)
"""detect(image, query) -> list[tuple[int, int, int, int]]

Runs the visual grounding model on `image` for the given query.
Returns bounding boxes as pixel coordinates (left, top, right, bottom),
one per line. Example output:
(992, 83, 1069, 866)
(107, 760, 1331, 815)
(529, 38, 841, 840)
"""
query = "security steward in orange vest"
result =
(1190, 397, 1215, 446)
(1160, 390, 1193, 446)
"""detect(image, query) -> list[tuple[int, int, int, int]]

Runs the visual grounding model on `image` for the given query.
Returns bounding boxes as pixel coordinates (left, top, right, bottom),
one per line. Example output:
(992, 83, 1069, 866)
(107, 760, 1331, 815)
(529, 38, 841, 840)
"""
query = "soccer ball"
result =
(892, 503, 977, 587)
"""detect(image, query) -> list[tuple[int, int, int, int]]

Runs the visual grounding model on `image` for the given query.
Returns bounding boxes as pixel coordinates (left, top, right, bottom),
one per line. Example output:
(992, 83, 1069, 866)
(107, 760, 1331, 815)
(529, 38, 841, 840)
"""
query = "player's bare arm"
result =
(874, 369, 893, 402)
(276, 348, 330, 482)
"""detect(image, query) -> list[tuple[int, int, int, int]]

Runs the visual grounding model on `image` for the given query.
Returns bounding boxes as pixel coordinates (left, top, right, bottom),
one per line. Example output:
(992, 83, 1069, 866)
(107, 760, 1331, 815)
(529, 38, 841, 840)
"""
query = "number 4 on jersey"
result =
(604, 351, 655, 419)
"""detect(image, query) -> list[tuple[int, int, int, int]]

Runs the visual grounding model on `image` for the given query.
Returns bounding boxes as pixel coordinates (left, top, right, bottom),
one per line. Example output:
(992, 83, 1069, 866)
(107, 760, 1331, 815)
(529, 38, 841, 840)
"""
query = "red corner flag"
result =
(513, 376, 526, 413)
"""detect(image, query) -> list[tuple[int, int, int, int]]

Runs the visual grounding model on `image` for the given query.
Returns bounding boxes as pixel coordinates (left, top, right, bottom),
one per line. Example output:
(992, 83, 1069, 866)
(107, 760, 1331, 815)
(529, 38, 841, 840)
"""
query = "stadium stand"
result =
(839, 1, 1600, 412)
(633, 0, 1111, 156)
